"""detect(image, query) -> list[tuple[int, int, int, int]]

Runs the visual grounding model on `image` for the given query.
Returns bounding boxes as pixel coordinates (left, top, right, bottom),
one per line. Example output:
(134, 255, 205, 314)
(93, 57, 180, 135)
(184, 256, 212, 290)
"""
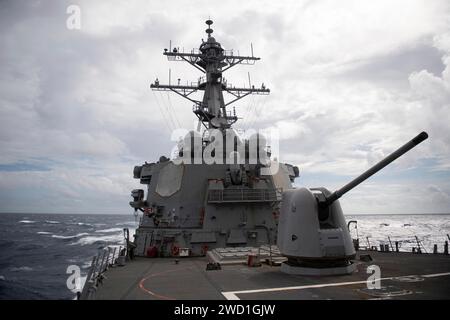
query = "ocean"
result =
(0, 212, 449, 300)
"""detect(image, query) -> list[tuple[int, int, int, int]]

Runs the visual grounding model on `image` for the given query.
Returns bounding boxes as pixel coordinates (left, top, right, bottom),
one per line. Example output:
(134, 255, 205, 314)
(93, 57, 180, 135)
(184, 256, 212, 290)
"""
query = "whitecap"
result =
(10, 266, 33, 272)
(95, 228, 123, 233)
(45, 220, 60, 224)
(52, 233, 89, 240)
(19, 220, 36, 224)
(70, 234, 124, 246)
(37, 231, 52, 235)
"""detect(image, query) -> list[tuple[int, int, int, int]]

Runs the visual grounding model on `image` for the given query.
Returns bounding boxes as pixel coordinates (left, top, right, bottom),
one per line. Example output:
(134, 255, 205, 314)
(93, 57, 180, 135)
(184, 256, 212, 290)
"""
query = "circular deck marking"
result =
(138, 266, 194, 300)
(139, 269, 178, 300)
(358, 286, 414, 298)
(391, 275, 425, 283)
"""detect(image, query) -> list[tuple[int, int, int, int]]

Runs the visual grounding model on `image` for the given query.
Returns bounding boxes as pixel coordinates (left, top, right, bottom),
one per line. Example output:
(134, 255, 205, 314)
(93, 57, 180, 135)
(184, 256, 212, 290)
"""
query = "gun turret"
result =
(277, 131, 429, 276)
(321, 131, 428, 207)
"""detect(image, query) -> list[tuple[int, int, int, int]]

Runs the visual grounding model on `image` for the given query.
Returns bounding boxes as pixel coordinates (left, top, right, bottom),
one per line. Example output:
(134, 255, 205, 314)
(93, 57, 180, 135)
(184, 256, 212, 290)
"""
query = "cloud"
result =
(0, 0, 449, 214)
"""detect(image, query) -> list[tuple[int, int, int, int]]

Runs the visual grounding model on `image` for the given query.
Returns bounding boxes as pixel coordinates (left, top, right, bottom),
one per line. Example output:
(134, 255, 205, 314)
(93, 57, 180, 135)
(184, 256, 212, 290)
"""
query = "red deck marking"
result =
(138, 267, 194, 300)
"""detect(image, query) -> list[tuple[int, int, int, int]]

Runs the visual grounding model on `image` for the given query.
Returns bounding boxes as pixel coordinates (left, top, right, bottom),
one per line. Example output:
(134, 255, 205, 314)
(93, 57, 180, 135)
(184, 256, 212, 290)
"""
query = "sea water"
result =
(0, 213, 448, 299)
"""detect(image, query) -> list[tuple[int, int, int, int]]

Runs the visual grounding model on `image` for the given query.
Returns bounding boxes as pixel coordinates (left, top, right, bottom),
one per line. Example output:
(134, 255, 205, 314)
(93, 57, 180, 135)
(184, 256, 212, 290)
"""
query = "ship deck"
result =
(91, 250, 450, 300)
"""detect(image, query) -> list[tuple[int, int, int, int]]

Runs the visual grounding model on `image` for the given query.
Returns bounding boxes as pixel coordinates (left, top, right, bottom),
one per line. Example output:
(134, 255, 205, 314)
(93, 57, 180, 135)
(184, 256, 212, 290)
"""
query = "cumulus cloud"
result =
(0, 0, 449, 214)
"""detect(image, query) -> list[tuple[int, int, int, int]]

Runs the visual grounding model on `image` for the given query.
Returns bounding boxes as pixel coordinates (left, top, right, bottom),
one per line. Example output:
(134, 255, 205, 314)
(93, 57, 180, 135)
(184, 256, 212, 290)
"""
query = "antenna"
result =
(205, 19, 213, 38)
(150, 20, 269, 130)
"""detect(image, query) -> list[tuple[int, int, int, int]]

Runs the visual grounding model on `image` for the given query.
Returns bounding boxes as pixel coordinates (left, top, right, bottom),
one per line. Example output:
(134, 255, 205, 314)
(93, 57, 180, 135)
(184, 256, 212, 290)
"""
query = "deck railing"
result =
(79, 246, 123, 300)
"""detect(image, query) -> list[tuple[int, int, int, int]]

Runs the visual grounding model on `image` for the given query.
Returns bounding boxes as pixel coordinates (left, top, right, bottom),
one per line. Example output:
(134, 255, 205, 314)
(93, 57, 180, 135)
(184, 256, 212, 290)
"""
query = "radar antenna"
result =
(150, 20, 270, 129)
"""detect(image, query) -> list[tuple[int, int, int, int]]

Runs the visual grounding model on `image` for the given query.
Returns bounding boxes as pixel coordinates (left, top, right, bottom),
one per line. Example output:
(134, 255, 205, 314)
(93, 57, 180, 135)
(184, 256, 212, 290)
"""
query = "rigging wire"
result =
(152, 91, 173, 134)
(253, 95, 267, 129)
(243, 94, 255, 129)
(244, 94, 259, 132)
(247, 94, 266, 132)
(158, 91, 177, 130)
(240, 93, 254, 131)
(167, 92, 182, 128)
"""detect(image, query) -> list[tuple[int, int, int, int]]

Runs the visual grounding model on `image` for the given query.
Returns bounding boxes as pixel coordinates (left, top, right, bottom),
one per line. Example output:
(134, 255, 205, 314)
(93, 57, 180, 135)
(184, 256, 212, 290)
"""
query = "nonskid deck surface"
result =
(92, 251, 450, 300)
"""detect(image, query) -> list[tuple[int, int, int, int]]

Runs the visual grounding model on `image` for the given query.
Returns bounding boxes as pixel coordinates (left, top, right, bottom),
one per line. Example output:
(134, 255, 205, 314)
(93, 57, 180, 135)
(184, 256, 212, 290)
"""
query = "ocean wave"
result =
(68, 222, 93, 227)
(10, 266, 33, 272)
(346, 214, 450, 252)
(52, 233, 90, 240)
(70, 234, 124, 246)
(19, 220, 36, 224)
(77, 222, 92, 226)
(0, 275, 5, 281)
(45, 220, 60, 224)
(37, 231, 52, 235)
(95, 228, 123, 233)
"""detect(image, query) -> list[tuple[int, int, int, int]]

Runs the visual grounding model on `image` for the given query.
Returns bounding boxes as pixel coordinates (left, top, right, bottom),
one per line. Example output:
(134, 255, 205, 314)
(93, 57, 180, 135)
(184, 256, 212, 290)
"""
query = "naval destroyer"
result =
(80, 20, 450, 300)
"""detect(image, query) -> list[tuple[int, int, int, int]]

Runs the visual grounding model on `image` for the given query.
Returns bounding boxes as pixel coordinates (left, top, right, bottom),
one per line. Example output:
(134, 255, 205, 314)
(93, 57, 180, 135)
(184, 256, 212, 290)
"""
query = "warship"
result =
(80, 20, 450, 301)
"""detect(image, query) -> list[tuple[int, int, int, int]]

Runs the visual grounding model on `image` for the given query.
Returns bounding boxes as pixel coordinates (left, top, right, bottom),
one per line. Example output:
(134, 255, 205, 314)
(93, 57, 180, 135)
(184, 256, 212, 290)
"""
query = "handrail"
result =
(359, 234, 448, 254)
(80, 245, 124, 299)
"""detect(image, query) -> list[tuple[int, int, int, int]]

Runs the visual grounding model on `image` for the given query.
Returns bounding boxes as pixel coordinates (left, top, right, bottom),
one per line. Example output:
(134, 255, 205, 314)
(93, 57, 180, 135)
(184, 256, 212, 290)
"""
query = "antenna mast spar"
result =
(150, 20, 270, 130)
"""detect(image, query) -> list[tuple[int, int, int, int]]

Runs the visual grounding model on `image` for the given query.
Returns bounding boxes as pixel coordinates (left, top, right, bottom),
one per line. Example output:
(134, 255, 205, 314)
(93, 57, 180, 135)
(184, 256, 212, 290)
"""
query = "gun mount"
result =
(277, 132, 429, 275)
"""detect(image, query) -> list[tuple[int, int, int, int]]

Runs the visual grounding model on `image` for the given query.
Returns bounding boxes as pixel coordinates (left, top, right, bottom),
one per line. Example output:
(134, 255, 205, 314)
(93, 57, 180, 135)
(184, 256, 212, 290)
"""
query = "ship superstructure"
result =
(129, 20, 299, 257)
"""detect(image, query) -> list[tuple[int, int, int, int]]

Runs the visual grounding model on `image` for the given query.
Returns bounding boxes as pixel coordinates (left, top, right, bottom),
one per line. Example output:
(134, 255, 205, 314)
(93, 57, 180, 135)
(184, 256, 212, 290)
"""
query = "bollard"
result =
(433, 244, 438, 254)
(395, 241, 399, 252)
(445, 241, 449, 255)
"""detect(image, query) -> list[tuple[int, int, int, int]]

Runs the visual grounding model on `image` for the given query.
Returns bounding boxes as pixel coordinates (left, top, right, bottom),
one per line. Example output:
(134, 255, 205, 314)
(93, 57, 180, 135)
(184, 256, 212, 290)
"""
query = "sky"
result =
(0, 0, 449, 215)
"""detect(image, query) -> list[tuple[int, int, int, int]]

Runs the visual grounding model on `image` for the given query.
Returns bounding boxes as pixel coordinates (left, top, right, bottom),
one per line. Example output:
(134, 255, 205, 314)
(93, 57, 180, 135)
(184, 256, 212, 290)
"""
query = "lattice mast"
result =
(150, 20, 269, 130)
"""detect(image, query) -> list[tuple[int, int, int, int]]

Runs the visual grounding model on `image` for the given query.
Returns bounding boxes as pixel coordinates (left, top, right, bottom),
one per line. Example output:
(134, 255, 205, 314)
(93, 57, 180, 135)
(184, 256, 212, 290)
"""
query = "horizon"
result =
(2, 211, 449, 216)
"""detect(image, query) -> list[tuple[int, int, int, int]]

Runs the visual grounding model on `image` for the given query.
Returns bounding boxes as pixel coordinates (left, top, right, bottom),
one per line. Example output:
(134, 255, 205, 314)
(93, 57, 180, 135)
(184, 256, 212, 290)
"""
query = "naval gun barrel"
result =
(322, 131, 428, 207)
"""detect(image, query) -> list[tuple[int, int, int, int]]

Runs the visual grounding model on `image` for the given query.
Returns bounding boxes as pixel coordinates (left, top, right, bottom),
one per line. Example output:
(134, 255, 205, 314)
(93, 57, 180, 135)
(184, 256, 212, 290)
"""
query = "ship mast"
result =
(150, 20, 270, 130)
